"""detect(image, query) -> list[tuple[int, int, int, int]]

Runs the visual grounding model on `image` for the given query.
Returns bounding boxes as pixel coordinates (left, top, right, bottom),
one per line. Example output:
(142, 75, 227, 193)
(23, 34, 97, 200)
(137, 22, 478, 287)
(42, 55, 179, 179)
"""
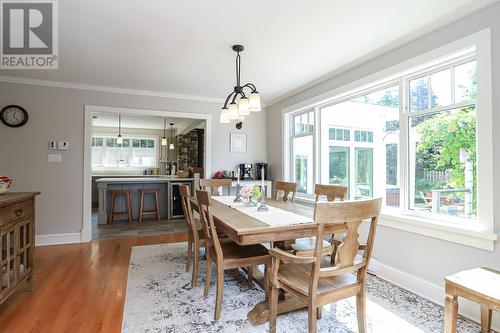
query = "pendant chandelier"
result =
(219, 44, 261, 128)
(116, 114, 123, 144)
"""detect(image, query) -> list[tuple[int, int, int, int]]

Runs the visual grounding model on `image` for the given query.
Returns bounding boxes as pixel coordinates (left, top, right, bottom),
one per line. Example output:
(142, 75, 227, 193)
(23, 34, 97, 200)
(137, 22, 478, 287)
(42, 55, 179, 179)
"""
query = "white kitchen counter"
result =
(95, 177, 193, 184)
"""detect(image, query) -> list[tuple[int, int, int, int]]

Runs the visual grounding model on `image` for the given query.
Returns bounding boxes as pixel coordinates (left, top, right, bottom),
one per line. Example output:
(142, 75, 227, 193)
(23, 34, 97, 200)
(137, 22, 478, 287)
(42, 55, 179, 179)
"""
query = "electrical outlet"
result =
(49, 141, 57, 150)
(57, 141, 69, 150)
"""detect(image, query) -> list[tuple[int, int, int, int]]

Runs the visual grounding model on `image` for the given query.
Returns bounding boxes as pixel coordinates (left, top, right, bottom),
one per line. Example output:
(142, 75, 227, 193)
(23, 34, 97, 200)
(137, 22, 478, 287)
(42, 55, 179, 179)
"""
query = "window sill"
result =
(378, 213, 497, 251)
(294, 196, 497, 251)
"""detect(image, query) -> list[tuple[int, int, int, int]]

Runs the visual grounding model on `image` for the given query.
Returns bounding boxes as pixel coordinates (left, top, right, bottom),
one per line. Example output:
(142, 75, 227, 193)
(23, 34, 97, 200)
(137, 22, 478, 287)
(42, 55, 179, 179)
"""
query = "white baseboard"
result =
(35, 232, 82, 246)
(375, 261, 499, 331)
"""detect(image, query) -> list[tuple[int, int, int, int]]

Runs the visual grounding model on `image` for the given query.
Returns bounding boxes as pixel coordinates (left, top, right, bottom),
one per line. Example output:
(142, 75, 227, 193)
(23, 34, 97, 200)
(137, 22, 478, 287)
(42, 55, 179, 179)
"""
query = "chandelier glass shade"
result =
(219, 45, 261, 125)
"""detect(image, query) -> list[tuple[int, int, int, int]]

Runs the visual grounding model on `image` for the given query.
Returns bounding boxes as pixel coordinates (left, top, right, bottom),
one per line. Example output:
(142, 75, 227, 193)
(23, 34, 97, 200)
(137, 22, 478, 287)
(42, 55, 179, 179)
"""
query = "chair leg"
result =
(269, 283, 278, 333)
(317, 307, 323, 319)
(247, 266, 253, 288)
(480, 306, 492, 333)
(356, 287, 367, 333)
(308, 305, 317, 333)
(203, 251, 212, 297)
(155, 191, 160, 221)
(215, 267, 224, 320)
(185, 235, 192, 273)
(127, 192, 132, 223)
(264, 264, 269, 297)
(444, 295, 458, 333)
(108, 192, 115, 224)
(139, 191, 144, 222)
(192, 246, 200, 287)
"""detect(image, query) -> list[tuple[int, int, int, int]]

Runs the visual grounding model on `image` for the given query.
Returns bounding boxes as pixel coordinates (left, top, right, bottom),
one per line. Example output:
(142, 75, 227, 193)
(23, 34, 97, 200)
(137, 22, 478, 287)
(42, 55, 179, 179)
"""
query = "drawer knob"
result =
(15, 208, 23, 217)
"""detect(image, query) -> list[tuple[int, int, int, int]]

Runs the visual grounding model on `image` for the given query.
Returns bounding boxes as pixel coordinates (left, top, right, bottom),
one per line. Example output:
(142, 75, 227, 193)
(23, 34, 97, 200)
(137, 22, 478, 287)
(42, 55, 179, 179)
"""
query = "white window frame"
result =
(282, 29, 496, 250)
(91, 134, 158, 171)
(290, 109, 316, 195)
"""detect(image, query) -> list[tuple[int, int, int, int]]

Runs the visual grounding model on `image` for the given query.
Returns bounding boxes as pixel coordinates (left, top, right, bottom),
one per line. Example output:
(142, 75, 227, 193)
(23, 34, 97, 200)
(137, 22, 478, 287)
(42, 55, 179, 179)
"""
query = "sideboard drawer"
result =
(0, 199, 33, 226)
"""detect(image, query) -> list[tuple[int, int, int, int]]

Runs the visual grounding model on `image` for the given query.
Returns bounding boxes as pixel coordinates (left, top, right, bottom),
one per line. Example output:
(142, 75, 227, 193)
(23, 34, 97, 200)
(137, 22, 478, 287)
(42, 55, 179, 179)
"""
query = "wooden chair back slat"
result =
(314, 184, 348, 202)
(274, 181, 297, 202)
(199, 179, 232, 196)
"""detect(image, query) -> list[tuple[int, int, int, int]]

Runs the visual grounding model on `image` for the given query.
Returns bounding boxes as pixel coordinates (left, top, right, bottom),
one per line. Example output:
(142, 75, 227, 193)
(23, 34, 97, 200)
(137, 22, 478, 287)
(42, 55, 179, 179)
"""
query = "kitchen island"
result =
(95, 176, 197, 224)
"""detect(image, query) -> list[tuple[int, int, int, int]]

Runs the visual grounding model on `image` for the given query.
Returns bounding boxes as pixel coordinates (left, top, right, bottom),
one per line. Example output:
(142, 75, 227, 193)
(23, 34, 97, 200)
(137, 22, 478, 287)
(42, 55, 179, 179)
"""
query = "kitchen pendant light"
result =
(219, 44, 261, 128)
(169, 122, 175, 150)
(161, 118, 167, 146)
(116, 114, 123, 145)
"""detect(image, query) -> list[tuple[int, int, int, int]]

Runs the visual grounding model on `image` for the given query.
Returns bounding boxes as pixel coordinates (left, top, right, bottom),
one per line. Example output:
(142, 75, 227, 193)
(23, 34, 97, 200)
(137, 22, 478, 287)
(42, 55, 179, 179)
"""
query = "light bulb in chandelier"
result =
(238, 97, 249, 116)
(248, 91, 261, 112)
(169, 143, 174, 150)
(116, 135, 123, 145)
(161, 136, 167, 146)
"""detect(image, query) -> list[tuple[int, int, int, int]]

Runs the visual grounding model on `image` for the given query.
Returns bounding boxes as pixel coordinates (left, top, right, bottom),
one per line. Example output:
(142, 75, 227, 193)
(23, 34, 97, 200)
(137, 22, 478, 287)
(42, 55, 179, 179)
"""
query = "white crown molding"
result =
(267, 0, 499, 107)
(0, 75, 225, 104)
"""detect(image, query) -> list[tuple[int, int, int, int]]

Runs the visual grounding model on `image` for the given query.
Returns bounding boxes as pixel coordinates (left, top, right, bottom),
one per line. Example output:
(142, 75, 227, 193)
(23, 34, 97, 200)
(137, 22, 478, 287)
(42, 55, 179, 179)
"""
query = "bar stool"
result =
(139, 188, 161, 222)
(108, 189, 132, 224)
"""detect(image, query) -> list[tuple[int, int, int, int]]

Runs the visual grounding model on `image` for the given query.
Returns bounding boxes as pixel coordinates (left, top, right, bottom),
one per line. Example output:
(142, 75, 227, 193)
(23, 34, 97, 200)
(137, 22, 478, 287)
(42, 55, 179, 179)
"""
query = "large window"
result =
(319, 85, 400, 207)
(287, 52, 481, 224)
(407, 59, 477, 219)
(91, 135, 157, 168)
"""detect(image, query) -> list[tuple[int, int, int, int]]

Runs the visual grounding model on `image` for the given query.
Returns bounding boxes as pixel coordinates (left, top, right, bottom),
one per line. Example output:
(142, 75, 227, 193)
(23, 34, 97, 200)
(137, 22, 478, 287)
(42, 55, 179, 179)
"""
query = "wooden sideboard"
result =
(0, 192, 40, 306)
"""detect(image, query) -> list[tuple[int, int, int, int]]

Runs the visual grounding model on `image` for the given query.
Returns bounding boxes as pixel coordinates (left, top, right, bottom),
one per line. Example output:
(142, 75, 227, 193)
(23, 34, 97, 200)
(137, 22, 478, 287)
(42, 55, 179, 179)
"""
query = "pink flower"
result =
(240, 186, 253, 198)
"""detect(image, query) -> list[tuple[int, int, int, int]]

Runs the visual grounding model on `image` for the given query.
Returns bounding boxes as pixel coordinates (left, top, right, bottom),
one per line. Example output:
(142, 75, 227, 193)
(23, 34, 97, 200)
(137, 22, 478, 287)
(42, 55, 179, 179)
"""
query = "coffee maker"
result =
(255, 163, 268, 180)
(239, 163, 253, 180)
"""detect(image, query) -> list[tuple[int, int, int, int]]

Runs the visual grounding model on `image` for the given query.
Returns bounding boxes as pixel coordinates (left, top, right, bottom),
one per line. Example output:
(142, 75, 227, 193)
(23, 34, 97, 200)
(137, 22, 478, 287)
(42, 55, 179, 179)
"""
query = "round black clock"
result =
(0, 105, 28, 127)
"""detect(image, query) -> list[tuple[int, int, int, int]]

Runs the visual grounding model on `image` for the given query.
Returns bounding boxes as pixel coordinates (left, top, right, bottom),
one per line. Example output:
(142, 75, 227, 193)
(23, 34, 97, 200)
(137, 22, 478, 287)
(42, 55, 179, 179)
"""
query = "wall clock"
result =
(0, 105, 28, 127)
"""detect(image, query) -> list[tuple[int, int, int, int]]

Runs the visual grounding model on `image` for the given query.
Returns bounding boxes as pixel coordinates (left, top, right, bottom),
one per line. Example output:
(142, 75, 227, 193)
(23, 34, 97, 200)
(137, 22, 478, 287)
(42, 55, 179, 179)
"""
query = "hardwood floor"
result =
(0, 233, 188, 333)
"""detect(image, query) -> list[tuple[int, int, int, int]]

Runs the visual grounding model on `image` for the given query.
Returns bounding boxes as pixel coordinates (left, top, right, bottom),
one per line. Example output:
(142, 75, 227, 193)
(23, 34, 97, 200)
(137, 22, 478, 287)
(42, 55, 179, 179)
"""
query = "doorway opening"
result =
(83, 105, 212, 241)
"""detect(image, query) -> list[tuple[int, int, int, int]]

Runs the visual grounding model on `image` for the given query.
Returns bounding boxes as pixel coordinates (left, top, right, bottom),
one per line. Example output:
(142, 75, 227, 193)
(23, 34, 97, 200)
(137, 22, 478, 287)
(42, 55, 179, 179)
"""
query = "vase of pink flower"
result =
(240, 185, 261, 207)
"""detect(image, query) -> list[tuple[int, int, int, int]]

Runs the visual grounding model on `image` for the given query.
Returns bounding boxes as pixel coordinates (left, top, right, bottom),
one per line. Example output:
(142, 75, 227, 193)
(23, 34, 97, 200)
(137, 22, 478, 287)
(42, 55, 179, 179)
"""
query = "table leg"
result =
(248, 294, 306, 326)
(480, 306, 492, 333)
(444, 294, 458, 333)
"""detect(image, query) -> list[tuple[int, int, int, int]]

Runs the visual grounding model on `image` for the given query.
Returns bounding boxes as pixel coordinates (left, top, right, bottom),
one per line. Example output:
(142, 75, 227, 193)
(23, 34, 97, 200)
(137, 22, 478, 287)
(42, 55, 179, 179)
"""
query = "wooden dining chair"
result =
(269, 197, 382, 333)
(292, 184, 348, 258)
(314, 184, 348, 203)
(199, 178, 232, 196)
(196, 190, 270, 320)
(274, 181, 297, 202)
(180, 185, 206, 287)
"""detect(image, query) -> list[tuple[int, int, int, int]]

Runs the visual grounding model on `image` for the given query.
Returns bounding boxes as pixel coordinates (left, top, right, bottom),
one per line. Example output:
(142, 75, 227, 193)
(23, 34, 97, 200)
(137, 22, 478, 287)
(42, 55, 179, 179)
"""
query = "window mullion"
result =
(314, 106, 320, 190)
(400, 78, 409, 215)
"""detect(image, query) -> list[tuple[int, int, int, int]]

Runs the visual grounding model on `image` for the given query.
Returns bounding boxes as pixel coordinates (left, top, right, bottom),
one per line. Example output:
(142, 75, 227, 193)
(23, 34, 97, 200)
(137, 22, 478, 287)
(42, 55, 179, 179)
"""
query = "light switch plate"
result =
(48, 154, 62, 163)
(49, 141, 57, 150)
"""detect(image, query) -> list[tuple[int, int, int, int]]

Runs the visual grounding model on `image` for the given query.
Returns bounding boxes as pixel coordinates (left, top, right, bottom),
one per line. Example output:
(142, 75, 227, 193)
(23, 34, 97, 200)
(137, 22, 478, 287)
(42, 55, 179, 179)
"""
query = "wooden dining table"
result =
(189, 196, 347, 326)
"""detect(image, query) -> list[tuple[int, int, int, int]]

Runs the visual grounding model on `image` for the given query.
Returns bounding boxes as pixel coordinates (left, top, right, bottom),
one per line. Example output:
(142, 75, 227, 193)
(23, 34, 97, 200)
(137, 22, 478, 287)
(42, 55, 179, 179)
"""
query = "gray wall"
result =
(0, 84, 267, 236)
(267, 1, 500, 296)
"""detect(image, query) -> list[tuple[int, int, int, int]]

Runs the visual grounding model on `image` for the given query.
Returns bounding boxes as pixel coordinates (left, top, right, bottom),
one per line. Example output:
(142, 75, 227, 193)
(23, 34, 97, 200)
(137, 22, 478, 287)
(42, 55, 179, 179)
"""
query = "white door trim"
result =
(82, 104, 212, 242)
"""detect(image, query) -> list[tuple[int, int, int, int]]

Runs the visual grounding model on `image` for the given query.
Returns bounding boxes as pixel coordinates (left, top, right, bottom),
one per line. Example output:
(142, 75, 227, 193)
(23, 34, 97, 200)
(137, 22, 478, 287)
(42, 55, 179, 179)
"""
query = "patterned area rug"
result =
(122, 243, 481, 333)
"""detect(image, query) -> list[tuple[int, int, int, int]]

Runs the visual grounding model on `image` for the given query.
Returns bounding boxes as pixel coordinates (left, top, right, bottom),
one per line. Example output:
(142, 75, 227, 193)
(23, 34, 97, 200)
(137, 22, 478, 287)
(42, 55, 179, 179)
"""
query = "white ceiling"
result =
(92, 112, 203, 132)
(0, 0, 493, 105)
